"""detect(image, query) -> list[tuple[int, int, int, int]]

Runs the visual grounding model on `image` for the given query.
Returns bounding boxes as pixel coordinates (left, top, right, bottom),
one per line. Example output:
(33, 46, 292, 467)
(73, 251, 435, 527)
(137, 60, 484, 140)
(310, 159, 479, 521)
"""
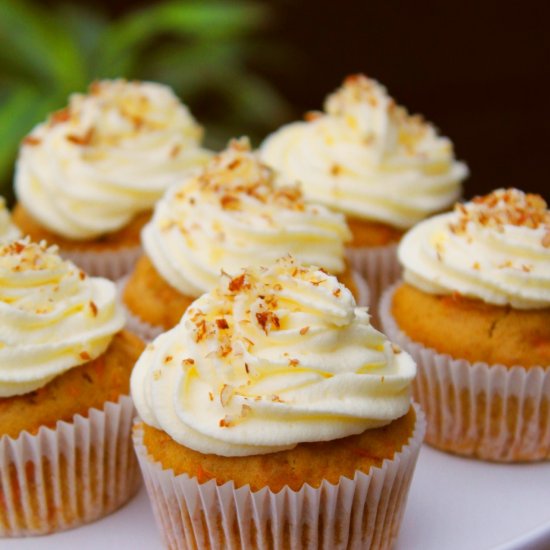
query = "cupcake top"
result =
(142, 138, 352, 297)
(0, 198, 21, 243)
(131, 257, 415, 457)
(0, 239, 125, 397)
(15, 79, 211, 240)
(261, 74, 468, 229)
(399, 189, 550, 309)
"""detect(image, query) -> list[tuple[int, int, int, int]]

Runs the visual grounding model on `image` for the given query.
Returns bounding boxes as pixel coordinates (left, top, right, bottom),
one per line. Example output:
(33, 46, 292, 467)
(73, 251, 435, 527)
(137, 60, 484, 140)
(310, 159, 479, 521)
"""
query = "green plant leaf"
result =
(0, 85, 60, 195)
(97, 1, 267, 76)
(0, 0, 87, 91)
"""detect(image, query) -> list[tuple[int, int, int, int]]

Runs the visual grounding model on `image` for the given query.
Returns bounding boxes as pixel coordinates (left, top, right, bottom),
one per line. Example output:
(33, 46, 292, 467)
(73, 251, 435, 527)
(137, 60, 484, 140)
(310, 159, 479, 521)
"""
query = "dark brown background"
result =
(261, 0, 550, 201)
(75, 0, 550, 201)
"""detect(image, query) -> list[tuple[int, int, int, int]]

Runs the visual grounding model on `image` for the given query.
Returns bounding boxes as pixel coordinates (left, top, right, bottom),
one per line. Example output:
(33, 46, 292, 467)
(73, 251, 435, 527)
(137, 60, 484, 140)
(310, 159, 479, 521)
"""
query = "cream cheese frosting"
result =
(131, 257, 415, 457)
(399, 189, 550, 309)
(15, 79, 211, 240)
(142, 138, 352, 297)
(0, 239, 125, 397)
(0, 198, 21, 243)
(261, 74, 468, 229)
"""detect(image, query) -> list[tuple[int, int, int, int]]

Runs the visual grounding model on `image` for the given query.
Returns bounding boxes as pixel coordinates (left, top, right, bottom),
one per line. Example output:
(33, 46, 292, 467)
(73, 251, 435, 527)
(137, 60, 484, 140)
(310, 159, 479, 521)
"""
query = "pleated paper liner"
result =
(380, 283, 550, 462)
(346, 243, 401, 328)
(62, 245, 142, 280)
(118, 270, 371, 343)
(132, 404, 425, 550)
(0, 395, 140, 537)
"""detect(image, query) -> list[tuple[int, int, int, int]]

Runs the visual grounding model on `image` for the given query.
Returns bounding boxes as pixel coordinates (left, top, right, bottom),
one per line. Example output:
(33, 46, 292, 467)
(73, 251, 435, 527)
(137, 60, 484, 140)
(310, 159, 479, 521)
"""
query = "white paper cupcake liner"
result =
(132, 404, 425, 550)
(346, 244, 400, 328)
(380, 283, 550, 462)
(0, 395, 141, 537)
(61, 245, 142, 280)
(352, 269, 370, 307)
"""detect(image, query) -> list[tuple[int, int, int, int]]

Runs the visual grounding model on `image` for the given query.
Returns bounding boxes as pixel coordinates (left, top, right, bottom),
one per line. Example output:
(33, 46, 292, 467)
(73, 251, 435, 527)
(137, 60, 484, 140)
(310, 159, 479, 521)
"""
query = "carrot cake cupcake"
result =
(132, 257, 424, 549)
(122, 138, 368, 339)
(0, 239, 144, 536)
(12, 79, 211, 279)
(0, 197, 20, 243)
(261, 74, 468, 322)
(380, 188, 550, 461)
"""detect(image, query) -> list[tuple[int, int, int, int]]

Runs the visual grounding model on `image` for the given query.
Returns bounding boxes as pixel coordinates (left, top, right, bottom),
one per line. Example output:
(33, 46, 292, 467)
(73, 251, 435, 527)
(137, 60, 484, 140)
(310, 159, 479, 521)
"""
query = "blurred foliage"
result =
(0, 0, 291, 199)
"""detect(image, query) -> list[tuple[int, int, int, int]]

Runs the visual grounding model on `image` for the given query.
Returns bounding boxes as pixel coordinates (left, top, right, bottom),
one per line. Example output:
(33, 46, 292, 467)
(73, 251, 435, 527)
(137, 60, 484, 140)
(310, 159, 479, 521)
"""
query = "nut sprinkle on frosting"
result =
(399, 189, 550, 309)
(142, 138, 351, 297)
(451, 188, 550, 246)
(15, 79, 211, 240)
(261, 74, 468, 229)
(0, 239, 124, 396)
(131, 256, 415, 457)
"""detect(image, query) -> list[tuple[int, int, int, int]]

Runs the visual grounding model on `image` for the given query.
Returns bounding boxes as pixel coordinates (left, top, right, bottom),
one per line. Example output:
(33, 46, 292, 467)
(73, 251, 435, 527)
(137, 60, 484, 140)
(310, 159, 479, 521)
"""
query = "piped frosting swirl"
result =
(0, 239, 125, 396)
(143, 138, 351, 297)
(399, 189, 550, 309)
(261, 74, 468, 229)
(131, 257, 415, 457)
(15, 79, 211, 240)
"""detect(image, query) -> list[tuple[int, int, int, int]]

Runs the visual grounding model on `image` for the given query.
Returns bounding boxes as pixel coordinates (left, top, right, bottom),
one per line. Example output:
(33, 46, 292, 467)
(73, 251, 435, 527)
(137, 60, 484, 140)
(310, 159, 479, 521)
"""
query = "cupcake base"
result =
(380, 283, 550, 462)
(0, 396, 140, 536)
(132, 405, 425, 550)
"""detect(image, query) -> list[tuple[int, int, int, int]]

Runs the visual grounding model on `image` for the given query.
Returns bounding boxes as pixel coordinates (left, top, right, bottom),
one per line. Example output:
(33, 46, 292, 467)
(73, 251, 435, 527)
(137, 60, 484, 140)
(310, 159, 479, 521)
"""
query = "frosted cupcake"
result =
(261, 74, 468, 321)
(132, 257, 424, 549)
(0, 197, 20, 243)
(380, 189, 550, 461)
(13, 79, 211, 279)
(0, 239, 144, 535)
(122, 138, 368, 340)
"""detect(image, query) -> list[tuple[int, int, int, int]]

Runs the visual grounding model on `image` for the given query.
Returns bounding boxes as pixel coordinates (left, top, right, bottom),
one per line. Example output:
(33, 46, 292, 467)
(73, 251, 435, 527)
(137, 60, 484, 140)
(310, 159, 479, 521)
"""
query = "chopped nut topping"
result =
(220, 194, 240, 210)
(330, 164, 342, 176)
(220, 384, 234, 407)
(66, 128, 94, 146)
(451, 189, 550, 247)
(80, 351, 91, 361)
(256, 310, 280, 334)
(216, 318, 229, 330)
(219, 416, 232, 428)
(391, 343, 401, 354)
(182, 358, 195, 366)
(299, 326, 310, 335)
(289, 358, 300, 367)
(89, 301, 98, 317)
(50, 107, 70, 125)
(228, 273, 249, 293)
(23, 135, 41, 146)
(164, 355, 173, 364)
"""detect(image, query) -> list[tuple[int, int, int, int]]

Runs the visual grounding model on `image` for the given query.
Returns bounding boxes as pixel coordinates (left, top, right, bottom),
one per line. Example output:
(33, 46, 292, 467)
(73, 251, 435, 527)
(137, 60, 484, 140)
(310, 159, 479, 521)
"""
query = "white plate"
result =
(4, 444, 550, 549)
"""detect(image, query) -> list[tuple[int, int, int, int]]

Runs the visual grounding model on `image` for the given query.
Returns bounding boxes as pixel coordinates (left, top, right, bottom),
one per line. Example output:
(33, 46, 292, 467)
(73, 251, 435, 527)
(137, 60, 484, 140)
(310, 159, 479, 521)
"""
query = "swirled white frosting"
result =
(400, 189, 550, 309)
(0, 239, 125, 397)
(15, 79, 211, 240)
(261, 74, 468, 229)
(132, 257, 415, 456)
(0, 198, 21, 243)
(143, 138, 351, 297)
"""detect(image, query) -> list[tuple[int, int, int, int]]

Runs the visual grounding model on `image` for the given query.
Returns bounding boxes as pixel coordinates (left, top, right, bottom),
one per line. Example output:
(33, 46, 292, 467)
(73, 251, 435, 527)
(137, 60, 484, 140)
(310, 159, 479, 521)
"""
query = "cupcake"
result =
(122, 138, 368, 340)
(380, 188, 550, 461)
(12, 79, 211, 279)
(0, 197, 20, 243)
(261, 74, 468, 322)
(0, 239, 145, 536)
(131, 257, 424, 549)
